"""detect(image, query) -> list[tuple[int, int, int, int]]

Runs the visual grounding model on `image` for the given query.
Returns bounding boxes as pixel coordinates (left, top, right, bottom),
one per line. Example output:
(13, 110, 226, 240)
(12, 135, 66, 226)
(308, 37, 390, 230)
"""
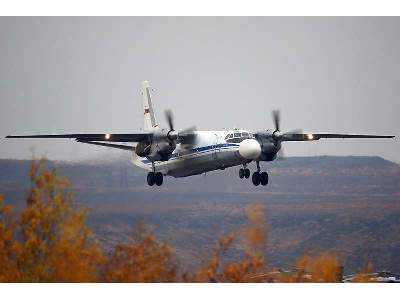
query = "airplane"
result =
(6, 81, 395, 187)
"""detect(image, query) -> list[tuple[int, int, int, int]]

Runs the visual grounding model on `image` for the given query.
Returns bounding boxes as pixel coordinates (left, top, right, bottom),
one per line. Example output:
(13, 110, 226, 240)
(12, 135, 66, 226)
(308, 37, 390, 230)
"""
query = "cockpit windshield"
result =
(225, 131, 254, 143)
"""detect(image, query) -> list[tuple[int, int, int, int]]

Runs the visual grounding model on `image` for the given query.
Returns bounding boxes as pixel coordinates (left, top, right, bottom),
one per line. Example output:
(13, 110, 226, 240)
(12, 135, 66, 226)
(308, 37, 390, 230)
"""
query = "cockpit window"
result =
(225, 131, 254, 143)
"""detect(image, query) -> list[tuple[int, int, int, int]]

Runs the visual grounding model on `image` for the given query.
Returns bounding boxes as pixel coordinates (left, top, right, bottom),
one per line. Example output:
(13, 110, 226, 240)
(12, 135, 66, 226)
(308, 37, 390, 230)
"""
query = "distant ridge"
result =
(0, 156, 399, 194)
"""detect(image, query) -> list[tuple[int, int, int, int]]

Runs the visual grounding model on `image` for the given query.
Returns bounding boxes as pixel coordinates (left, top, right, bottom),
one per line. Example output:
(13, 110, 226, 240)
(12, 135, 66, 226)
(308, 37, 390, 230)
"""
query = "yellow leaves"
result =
(351, 261, 375, 283)
(103, 225, 177, 283)
(242, 204, 267, 255)
(188, 204, 267, 283)
(0, 160, 377, 283)
(0, 160, 105, 282)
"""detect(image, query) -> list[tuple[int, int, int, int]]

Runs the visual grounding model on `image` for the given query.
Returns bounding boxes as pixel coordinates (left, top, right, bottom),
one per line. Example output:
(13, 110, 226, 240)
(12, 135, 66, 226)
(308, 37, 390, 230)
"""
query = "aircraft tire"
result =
(244, 168, 250, 178)
(239, 168, 245, 179)
(252, 172, 261, 186)
(147, 172, 155, 186)
(155, 172, 163, 186)
(260, 172, 269, 186)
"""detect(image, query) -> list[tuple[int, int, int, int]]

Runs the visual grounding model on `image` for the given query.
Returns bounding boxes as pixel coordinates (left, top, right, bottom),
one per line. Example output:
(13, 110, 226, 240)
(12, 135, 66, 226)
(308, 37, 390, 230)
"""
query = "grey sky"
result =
(1, 17, 399, 162)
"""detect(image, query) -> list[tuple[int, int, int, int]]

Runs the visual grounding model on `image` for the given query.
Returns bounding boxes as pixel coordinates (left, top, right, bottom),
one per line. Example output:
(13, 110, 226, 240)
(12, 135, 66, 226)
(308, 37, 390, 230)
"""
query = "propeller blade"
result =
(276, 146, 285, 160)
(272, 110, 280, 132)
(285, 129, 303, 135)
(178, 126, 197, 146)
(179, 126, 197, 135)
(165, 109, 174, 132)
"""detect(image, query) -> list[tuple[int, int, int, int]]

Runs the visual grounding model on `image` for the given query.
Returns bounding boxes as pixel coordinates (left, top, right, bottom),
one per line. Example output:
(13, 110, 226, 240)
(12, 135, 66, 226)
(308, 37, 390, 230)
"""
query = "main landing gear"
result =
(252, 161, 268, 186)
(239, 161, 269, 186)
(147, 162, 163, 186)
(147, 172, 163, 186)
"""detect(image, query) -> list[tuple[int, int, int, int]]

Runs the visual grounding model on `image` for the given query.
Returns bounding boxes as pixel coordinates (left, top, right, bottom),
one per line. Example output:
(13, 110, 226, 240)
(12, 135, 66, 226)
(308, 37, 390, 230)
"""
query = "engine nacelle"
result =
(135, 140, 176, 162)
(135, 141, 151, 157)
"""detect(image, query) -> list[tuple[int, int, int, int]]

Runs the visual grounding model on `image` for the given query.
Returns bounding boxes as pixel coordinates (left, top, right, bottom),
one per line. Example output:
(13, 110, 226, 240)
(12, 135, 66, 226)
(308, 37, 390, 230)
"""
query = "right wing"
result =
(6, 133, 151, 143)
(5, 133, 152, 151)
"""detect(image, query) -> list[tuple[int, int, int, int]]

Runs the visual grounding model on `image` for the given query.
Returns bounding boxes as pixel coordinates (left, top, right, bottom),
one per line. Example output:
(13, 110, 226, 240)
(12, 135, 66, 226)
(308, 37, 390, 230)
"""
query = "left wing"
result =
(281, 133, 395, 141)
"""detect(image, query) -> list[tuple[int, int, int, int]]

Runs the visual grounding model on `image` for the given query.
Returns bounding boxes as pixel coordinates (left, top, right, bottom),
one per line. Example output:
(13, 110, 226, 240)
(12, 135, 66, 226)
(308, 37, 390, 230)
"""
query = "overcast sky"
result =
(1, 17, 399, 162)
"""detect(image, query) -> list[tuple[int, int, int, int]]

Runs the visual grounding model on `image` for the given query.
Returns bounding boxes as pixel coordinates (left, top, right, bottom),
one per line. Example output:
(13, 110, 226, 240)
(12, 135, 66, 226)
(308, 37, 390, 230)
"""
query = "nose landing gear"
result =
(239, 167, 250, 179)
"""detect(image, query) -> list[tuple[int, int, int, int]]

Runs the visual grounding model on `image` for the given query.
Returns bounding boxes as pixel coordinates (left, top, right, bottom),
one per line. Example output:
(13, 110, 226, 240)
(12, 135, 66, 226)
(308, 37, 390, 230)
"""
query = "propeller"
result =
(272, 109, 280, 132)
(165, 109, 174, 132)
(163, 109, 197, 147)
(270, 110, 303, 160)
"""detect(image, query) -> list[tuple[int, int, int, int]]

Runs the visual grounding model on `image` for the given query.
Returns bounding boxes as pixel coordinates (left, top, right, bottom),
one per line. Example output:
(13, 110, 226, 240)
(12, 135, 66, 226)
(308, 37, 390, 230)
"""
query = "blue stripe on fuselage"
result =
(141, 143, 239, 164)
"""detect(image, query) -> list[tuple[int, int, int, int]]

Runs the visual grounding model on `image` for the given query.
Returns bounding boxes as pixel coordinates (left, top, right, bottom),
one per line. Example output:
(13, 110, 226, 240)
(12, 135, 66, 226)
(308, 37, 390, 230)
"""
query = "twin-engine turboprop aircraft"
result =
(6, 81, 395, 187)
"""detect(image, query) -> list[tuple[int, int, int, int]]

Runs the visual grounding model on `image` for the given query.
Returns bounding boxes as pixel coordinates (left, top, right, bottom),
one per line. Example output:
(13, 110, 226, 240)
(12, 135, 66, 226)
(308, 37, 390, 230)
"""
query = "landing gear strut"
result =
(252, 161, 269, 186)
(147, 162, 164, 186)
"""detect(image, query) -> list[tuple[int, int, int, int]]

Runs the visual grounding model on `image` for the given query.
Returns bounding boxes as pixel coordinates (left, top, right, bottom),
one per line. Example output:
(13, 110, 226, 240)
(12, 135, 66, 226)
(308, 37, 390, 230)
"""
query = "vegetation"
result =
(0, 160, 378, 282)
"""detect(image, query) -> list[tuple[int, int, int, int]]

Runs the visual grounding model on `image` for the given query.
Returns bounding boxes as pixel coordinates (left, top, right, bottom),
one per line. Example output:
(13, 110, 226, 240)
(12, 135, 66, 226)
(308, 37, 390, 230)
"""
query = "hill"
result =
(0, 155, 399, 274)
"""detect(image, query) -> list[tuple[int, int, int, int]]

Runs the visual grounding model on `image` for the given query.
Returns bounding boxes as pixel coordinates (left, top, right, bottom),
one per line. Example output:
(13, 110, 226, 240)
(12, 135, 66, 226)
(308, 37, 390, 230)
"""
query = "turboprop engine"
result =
(135, 110, 196, 162)
(135, 139, 176, 161)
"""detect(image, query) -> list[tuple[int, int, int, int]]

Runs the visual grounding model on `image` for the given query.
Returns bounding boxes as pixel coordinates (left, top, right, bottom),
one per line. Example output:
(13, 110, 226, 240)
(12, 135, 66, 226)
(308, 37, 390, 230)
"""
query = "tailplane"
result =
(141, 80, 159, 131)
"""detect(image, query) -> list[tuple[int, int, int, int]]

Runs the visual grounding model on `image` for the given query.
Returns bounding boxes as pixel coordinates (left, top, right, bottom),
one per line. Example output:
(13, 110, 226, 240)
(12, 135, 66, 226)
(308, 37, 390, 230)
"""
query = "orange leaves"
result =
(0, 196, 21, 282)
(188, 204, 267, 283)
(103, 225, 177, 283)
(351, 261, 375, 283)
(0, 161, 376, 283)
(0, 160, 104, 282)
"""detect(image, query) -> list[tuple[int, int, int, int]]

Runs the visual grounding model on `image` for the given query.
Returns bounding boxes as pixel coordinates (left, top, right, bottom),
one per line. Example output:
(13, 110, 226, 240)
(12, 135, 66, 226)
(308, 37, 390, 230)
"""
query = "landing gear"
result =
(251, 161, 269, 186)
(155, 172, 163, 186)
(260, 172, 269, 186)
(147, 172, 155, 186)
(147, 172, 163, 186)
(252, 172, 261, 186)
(239, 165, 251, 179)
(251, 171, 268, 186)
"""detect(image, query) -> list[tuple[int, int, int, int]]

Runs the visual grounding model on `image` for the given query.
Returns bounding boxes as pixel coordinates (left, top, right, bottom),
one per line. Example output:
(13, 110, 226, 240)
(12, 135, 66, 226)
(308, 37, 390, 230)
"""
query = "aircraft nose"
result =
(238, 139, 261, 160)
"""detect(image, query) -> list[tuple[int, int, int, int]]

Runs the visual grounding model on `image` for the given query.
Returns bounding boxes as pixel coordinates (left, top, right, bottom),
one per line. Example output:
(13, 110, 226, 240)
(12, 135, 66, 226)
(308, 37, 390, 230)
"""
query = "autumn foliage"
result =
(0, 160, 373, 282)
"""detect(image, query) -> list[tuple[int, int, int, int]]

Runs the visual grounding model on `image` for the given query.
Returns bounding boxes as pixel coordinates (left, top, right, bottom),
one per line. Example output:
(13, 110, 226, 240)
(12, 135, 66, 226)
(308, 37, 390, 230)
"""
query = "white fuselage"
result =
(132, 130, 252, 177)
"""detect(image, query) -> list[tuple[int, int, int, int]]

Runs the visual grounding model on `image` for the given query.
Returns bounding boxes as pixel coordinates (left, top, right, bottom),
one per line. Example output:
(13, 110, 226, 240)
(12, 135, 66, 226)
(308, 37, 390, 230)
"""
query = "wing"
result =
(6, 133, 151, 143)
(282, 133, 395, 141)
(5, 133, 151, 151)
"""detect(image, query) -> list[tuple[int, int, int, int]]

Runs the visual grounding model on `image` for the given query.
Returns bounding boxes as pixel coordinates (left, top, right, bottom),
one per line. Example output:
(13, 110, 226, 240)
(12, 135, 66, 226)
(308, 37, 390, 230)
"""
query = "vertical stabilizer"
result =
(141, 80, 158, 131)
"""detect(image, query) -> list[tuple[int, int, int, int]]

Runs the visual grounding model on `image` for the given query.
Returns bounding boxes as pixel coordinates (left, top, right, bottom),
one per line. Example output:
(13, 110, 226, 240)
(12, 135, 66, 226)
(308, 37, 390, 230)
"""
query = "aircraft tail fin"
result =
(140, 80, 158, 131)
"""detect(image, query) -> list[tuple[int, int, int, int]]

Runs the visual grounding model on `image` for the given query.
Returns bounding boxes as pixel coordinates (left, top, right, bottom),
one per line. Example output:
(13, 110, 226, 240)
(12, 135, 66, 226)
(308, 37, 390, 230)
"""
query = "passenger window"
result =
(242, 132, 249, 138)
(234, 132, 241, 138)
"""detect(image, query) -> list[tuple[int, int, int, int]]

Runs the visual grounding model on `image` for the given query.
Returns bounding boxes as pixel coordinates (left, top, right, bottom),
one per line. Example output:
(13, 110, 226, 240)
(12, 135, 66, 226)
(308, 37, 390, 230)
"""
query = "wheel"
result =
(260, 172, 269, 186)
(239, 168, 244, 179)
(252, 172, 261, 186)
(244, 168, 250, 178)
(147, 172, 155, 186)
(155, 172, 163, 186)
